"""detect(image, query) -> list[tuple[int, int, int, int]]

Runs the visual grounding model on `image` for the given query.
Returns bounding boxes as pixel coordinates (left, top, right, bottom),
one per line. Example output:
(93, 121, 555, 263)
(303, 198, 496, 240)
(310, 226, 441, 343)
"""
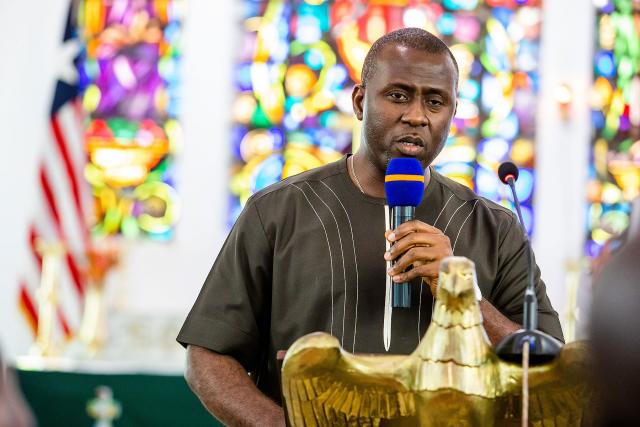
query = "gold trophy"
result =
(563, 258, 587, 343)
(31, 240, 67, 358)
(77, 240, 119, 357)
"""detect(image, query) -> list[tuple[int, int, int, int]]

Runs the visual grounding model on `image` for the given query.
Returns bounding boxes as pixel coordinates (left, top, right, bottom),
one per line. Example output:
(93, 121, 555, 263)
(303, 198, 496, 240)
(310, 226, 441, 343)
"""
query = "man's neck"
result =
(350, 152, 431, 199)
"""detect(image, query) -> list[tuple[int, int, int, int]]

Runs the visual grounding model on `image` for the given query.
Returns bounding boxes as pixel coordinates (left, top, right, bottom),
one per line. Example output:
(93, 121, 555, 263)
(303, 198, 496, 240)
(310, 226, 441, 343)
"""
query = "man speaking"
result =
(177, 28, 563, 426)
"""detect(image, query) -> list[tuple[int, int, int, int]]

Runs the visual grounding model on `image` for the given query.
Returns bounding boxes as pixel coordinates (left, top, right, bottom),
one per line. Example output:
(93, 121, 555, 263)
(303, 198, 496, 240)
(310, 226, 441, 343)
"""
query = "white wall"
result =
(0, 0, 72, 356)
(0, 0, 594, 358)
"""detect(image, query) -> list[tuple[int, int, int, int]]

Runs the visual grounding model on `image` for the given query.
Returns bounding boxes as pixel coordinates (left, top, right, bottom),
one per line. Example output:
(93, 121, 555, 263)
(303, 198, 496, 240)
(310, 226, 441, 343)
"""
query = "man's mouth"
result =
(396, 135, 424, 147)
(395, 135, 425, 155)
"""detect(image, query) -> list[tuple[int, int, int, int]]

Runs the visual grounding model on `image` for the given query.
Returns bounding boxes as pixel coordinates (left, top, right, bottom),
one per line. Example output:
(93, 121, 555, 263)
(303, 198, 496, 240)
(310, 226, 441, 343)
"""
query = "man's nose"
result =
(401, 99, 429, 127)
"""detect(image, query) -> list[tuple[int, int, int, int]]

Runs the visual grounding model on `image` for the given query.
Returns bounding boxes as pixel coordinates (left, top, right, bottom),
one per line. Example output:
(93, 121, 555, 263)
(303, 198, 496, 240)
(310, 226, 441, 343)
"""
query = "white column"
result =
(534, 0, 595, 335)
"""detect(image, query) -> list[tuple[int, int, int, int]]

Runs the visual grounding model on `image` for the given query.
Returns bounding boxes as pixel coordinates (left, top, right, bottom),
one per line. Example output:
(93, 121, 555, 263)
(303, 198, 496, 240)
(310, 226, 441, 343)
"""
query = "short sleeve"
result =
(177, 198, 273, 371)
(490, 212, 565, 343)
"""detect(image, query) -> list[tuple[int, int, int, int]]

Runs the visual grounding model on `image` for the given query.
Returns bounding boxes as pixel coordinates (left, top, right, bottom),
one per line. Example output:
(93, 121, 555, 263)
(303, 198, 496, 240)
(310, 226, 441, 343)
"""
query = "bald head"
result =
(360, 27, 459, 89)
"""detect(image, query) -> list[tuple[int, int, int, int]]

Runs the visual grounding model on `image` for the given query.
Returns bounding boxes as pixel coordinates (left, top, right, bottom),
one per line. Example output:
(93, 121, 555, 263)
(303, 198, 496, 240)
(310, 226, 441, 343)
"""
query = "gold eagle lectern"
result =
(281, 257, 592, 426)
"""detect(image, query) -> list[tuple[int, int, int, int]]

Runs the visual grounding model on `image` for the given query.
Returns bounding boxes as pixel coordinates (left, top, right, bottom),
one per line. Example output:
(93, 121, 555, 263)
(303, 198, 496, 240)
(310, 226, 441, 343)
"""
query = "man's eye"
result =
(427, 99, 443, 106)
(388, 92, 408, 101)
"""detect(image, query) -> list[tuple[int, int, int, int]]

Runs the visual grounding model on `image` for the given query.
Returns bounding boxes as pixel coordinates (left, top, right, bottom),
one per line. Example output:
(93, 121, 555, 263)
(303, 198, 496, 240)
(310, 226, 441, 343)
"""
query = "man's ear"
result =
(352, 84, 365, 121)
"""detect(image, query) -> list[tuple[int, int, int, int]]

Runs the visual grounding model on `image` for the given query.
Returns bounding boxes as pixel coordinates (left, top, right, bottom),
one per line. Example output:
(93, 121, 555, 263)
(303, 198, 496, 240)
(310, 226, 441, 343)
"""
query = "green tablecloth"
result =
(17, 369, 223, 427)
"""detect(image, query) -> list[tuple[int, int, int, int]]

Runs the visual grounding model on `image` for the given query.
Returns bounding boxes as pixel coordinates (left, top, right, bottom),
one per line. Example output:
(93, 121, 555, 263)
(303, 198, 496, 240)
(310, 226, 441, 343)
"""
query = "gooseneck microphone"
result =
(498, 162, 537, 330)
(385, 158, 425, 308)
(495, 162, 562, 364)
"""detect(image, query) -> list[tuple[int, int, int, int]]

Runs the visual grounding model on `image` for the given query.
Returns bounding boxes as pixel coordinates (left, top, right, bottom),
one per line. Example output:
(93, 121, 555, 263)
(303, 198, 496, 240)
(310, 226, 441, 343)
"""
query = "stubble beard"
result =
(362, 143, 392, 178)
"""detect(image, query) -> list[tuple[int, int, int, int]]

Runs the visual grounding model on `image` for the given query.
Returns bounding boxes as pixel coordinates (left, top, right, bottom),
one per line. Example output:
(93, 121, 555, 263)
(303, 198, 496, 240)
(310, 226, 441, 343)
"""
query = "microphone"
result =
(495, 161, 562, 364)
(385, 158, 425, 308)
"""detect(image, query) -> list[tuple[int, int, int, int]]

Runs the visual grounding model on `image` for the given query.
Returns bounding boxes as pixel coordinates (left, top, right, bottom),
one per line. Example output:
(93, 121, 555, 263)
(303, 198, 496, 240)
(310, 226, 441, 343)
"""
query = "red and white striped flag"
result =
(18, 5, 92, 342)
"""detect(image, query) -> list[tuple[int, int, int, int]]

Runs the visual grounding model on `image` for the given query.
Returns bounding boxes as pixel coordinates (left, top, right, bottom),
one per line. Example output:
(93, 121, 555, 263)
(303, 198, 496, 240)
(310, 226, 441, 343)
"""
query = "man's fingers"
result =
(387, 220, 443, 242)
(390, 262, 440, 283)
(385, 232, 451, 262)
(387, 246, 445, 275)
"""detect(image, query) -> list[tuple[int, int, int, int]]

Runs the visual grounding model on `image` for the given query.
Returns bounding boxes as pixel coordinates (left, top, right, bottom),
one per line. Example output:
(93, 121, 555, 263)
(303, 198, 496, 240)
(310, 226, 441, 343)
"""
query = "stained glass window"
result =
(587, 0, 640, 257)
(76, 0, 184, 240)
(231, 0, 543, 234)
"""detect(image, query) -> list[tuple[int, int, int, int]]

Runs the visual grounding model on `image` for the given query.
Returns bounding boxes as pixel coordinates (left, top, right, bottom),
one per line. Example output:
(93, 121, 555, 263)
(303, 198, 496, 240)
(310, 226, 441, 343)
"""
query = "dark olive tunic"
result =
(178, 155, 563, 401)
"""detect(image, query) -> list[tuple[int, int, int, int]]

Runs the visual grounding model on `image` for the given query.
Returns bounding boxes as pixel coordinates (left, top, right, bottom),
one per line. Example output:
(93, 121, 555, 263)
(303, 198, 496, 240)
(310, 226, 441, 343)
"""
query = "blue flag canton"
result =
(51, 5, 81, 116)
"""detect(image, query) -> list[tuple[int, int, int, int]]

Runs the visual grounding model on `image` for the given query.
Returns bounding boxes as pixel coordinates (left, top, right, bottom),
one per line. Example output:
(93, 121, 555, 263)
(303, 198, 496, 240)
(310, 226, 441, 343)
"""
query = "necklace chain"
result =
(350, 155, 365, 194)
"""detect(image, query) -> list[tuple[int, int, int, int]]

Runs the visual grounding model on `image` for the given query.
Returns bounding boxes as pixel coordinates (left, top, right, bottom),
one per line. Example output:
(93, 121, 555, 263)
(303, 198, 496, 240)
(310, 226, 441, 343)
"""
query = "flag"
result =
(18, 3, 92, 342)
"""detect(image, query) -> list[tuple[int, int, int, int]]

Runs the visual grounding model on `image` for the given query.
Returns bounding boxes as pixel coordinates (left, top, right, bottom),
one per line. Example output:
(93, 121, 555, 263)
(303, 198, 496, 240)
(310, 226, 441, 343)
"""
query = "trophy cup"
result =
(31, 240, 67, 358)
(77, 240, 120, 357)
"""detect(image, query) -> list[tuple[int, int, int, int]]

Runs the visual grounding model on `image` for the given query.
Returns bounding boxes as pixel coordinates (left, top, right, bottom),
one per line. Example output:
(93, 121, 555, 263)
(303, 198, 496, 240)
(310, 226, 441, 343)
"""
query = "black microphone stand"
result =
(495, 176, 563, 365)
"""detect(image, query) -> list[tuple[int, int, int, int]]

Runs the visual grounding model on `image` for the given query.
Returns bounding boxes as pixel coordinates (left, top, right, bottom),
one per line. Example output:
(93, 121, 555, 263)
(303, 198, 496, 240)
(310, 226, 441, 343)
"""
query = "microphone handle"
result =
(391, 206, 415, 308)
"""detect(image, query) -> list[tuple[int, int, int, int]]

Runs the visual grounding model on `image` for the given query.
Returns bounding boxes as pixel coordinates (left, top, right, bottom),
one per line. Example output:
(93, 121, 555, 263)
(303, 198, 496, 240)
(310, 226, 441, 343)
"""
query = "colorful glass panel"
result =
(76, 0, 184, 240)
(232, 0, 543, 234)
(587, 0, 640, 257)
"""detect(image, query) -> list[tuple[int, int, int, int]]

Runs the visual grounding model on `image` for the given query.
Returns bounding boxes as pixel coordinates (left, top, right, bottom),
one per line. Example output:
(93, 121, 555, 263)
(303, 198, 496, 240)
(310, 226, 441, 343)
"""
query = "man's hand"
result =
(384, 220, 520, 344)
(384, 220, 452, 296)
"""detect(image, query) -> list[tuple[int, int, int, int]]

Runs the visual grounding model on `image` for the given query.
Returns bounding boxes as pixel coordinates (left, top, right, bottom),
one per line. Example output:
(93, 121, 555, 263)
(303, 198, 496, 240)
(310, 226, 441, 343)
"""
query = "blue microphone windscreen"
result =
(384, 158, 425, 207)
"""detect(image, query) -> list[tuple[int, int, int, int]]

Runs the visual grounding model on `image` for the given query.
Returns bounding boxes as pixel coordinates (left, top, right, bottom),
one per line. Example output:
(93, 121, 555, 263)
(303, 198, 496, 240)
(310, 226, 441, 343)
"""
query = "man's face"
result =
(352, 44, 458, 173)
